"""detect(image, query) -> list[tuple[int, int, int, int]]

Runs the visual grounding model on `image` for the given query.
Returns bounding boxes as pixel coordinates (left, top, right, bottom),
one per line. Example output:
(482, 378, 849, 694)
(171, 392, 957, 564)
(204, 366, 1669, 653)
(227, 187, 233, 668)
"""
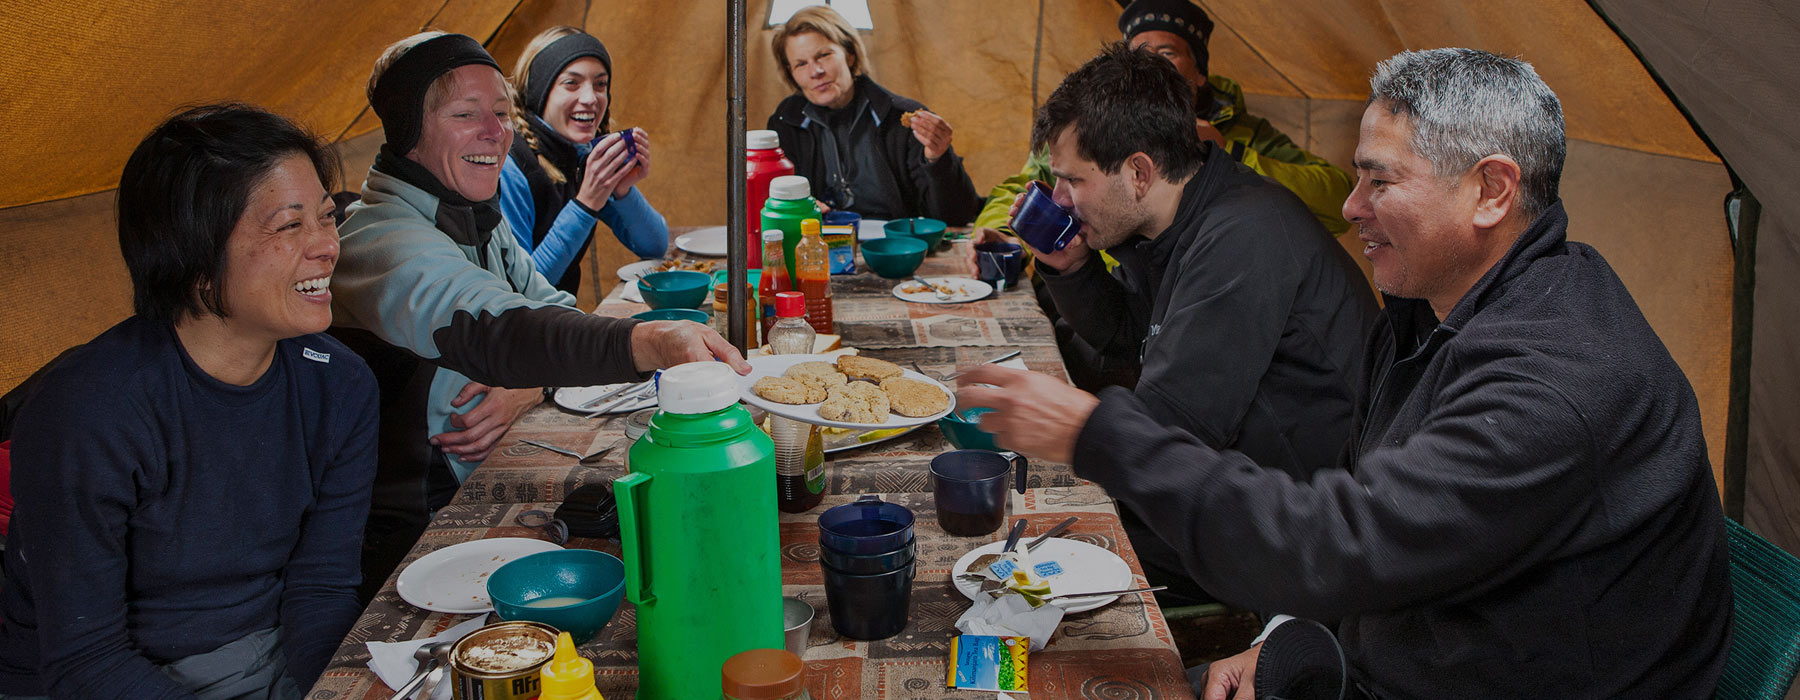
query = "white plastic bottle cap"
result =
(768, 175, 811, 201)
(657, 361, 741, 414)
(763, 229, 785, 242)
(747, 130, 781, 150)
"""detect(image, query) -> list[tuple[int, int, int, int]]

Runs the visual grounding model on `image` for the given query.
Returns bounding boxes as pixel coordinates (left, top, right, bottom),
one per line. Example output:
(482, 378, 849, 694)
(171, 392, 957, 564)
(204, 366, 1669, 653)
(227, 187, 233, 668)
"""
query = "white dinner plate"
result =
(952, 538, 1134, 614)
(740, 354, 956, 430)
(857, 218, 889, 241)
(396, 537, 563, 614)
(616, 260, 659, 283)
(893, 277, 993, 304)
(675, 226, 729, 257)
(554, 383, 657, 415)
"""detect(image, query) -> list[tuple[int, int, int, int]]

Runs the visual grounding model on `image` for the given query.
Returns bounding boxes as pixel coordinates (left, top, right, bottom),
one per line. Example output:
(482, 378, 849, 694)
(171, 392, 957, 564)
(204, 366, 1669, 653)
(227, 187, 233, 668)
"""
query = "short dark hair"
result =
(1031, 42, 1203, 182)
(117, 103, 338, 322)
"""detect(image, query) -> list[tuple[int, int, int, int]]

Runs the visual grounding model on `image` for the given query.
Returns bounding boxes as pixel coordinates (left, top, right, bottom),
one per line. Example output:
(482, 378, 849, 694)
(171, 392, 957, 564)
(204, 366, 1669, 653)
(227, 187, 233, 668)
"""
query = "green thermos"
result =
(760, 175, 821, 284)
(616, 362, 783, 699)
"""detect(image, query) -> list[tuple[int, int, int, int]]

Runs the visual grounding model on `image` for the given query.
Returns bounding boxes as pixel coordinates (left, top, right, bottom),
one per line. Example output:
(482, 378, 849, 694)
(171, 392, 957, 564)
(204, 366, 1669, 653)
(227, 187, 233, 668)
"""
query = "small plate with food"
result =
(893, 276, 992, 304)
(741, 354, 956, 430)
(617, 258, 717, 283)
(951, 537, 1133, 614)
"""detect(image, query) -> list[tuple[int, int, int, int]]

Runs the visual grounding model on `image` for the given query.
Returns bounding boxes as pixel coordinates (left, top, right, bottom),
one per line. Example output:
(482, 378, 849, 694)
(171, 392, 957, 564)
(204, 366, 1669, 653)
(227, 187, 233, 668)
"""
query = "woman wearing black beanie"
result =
(331, 31, 743, 596)
(501, 26, 668, 295)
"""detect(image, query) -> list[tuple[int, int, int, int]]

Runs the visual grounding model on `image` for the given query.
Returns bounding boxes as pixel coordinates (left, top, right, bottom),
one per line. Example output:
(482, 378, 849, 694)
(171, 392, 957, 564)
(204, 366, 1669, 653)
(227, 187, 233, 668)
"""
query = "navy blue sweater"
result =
(0, 317, 377, 698)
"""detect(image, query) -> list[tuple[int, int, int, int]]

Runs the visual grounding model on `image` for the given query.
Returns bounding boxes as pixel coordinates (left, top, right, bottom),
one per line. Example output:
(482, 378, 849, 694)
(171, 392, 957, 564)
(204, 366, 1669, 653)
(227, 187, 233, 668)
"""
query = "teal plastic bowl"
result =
(637, 270, 711, 309)
(861, 237, 930, 279)
(487, 549, 626, 644)
(938, 407, 1000, 451)
(884, 218, 948, 252)
(632, 308, 710, 323)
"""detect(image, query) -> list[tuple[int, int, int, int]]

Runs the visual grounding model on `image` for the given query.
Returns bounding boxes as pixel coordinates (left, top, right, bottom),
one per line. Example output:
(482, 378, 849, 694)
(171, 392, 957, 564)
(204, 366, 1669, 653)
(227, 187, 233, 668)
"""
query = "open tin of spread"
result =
(450, 620, 559, 699)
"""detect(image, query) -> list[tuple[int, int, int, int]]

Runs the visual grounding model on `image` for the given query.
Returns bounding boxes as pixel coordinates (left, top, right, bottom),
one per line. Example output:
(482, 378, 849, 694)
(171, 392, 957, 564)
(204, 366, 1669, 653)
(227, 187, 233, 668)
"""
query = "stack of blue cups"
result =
(816, 494, 916, 640)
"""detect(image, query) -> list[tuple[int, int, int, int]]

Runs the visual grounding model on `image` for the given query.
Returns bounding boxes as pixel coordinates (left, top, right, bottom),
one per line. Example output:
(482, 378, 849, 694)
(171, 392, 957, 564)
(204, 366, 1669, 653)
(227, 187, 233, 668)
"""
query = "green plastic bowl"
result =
(487, 549, 626, 644)
(632, 308, 710, 323)
(637, 270, 711, 309)
(884, 218, 948, 252)
(861, 237, 930, 279)
(938, 407, 1000, 451)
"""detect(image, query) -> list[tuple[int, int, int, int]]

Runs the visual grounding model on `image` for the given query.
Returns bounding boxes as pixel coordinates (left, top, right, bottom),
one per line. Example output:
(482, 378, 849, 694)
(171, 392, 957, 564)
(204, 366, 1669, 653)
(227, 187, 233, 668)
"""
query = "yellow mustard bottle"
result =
(538, 631, 604, 700)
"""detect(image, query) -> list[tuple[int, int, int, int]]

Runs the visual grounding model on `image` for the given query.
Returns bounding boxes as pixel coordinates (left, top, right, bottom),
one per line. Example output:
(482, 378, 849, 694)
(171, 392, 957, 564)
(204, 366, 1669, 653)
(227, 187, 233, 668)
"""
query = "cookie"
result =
(753, 376, 822, 404)
(900, 110, 919, 128)
(784, 361, 847, 394)
(817, 382, 890, 424)
(836, 355, 903, 383)
(880, 377, 949, 417)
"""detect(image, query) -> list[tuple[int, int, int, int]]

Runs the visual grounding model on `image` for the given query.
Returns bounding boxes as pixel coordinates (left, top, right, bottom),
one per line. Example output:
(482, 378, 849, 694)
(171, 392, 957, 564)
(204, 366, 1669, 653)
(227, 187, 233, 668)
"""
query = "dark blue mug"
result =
(820, 559, 915, 640)
(1008, 181, 1080, 253)
(930, 450, 1028, 537)
(974, 241, 1025, 290)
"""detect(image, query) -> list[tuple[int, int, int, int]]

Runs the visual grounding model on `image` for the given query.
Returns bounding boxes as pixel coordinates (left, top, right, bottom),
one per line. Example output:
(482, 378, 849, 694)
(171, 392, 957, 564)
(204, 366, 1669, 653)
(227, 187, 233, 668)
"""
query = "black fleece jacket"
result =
(1040, 147, 1376, 479)
(767, 75, 981, 225)
(1073, 201, 1732, 698)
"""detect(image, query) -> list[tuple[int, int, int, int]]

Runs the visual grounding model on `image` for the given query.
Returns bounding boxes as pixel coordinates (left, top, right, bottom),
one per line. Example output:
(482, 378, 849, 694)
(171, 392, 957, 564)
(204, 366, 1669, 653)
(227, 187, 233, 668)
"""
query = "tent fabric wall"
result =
(0, 1, 1780, 553)
(1584, 0, 1800, 557)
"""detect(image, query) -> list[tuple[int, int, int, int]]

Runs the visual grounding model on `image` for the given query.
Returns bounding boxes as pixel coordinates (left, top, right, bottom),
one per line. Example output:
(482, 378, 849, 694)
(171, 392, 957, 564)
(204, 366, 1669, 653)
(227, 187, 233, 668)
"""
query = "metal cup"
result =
(783, 596, 815, 658)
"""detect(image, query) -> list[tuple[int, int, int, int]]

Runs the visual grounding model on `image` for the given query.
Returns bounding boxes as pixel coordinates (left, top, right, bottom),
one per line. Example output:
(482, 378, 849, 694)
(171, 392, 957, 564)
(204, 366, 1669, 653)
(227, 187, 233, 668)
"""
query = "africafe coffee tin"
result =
(450, 620, 558, 699)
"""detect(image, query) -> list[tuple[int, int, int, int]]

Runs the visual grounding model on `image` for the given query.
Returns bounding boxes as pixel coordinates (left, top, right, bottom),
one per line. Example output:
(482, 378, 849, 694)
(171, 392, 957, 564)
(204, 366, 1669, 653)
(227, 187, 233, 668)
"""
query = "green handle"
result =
(614, 472, 655, 604)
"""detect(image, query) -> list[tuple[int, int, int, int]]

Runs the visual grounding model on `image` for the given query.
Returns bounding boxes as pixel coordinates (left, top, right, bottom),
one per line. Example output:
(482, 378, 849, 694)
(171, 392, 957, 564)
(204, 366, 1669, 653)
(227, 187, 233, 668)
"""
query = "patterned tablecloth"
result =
(306, 233, 1196, 700)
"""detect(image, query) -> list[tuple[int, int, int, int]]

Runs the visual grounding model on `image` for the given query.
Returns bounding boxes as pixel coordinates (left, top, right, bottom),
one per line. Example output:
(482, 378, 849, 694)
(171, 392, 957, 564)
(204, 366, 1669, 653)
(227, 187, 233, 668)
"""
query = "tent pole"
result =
(726, 0, 749, 353)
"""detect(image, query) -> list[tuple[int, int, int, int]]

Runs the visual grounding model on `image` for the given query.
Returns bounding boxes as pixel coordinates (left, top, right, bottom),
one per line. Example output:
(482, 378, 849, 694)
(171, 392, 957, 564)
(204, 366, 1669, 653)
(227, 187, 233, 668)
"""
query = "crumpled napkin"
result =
(366, 616, 490, 700)
(955, 592, 1064, 652)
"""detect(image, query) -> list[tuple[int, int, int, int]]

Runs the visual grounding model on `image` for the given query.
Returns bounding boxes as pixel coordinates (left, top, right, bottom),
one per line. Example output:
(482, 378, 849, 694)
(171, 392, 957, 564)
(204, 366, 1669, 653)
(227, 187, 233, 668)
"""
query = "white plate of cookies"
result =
(742, 354, 957, 430)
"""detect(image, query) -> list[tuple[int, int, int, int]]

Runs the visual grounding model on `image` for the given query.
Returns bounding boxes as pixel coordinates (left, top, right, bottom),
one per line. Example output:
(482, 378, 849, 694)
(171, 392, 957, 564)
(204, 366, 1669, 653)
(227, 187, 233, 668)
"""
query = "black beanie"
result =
(523, 33, 613, 117)
(1118, 0, 1214, 74)
(370, 33, 500, 156)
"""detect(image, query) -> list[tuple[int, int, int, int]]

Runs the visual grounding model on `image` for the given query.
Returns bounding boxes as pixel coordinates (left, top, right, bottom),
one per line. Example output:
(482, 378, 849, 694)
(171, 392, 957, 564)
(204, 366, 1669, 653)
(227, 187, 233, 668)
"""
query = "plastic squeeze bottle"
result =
(794, 219, 833, 335)
(539, 631, 604, 700)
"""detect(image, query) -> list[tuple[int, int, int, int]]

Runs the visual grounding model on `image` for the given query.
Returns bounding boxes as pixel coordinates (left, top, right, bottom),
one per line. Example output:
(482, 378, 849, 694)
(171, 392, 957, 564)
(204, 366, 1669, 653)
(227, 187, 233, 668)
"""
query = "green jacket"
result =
(975, 75, 1354, 235)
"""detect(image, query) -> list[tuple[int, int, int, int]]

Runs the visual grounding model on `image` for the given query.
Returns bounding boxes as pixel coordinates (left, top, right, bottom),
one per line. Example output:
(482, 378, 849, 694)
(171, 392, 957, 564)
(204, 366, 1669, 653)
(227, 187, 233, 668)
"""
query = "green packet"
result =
(948, 634, 1029, 692)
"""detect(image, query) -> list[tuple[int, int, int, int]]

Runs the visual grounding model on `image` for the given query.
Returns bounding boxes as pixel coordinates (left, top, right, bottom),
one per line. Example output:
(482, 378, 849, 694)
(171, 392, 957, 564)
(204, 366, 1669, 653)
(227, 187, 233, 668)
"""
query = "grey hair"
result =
(1369, 48, 1565, 219)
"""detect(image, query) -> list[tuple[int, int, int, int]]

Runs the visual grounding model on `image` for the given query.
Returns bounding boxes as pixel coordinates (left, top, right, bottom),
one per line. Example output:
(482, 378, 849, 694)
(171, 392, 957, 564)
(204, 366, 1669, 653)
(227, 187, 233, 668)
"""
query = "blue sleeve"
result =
(11, 381, 197, 699)
(534, 201, 602, 282)
(498, 156, 540, 254)
(597, 186, 669, 259)
(500, 155, 600, 282)
(277, 359, 379, 687)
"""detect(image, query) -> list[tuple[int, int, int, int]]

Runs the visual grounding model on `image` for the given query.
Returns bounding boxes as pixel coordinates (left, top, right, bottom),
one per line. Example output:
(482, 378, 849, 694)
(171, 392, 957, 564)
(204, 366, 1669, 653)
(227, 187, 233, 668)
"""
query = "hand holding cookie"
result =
(905, 110, 954, 162)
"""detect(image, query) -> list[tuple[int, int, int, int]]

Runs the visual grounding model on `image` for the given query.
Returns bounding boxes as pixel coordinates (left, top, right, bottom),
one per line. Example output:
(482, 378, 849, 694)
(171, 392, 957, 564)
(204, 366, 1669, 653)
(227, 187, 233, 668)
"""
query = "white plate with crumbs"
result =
(952, 538, 1133, 614)
(739, 353, 956, 430)
(396, 538, 562, 614)
(893, 276, 992, 304)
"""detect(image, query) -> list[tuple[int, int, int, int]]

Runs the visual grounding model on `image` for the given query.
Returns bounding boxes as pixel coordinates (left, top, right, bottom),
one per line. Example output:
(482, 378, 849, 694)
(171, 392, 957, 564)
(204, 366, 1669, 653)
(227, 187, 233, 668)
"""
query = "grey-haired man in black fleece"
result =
(961, 47, 1731, 699)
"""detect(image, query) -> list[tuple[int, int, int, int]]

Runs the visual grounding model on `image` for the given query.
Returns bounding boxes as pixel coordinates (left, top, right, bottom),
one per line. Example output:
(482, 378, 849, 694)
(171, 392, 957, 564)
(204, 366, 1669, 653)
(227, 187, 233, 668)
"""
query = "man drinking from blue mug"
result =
(961, 47, 1731, 699)
(991, 42, 1376, 609)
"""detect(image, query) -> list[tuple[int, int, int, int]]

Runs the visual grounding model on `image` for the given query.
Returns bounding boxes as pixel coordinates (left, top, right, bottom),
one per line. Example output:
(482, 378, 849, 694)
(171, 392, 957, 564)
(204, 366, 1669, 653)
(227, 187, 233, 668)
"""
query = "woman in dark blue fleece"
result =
(0, 105, 377, 699)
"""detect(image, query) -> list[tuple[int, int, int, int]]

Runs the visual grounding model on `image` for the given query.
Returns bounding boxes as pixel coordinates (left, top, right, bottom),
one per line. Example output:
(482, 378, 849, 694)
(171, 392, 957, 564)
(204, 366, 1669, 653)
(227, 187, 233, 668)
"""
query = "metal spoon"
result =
(392, 640, 454, 699)
(911, 275, 954, 300)
(579, 437, 630, 466)
(1001, 519, 1029, 553)
(945, 350, 1023, 381)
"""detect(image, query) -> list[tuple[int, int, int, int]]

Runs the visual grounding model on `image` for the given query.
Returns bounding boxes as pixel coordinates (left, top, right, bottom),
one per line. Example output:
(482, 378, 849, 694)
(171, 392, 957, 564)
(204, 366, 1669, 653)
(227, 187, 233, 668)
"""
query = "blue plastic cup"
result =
(817, 495, 915, 555)
(974, 241, 1025, 290)
(817, 537, 914, 575)
(820, 558, 915, 640)
(930, 450, 1028, 537)
(1009, 181, 1081, 253)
